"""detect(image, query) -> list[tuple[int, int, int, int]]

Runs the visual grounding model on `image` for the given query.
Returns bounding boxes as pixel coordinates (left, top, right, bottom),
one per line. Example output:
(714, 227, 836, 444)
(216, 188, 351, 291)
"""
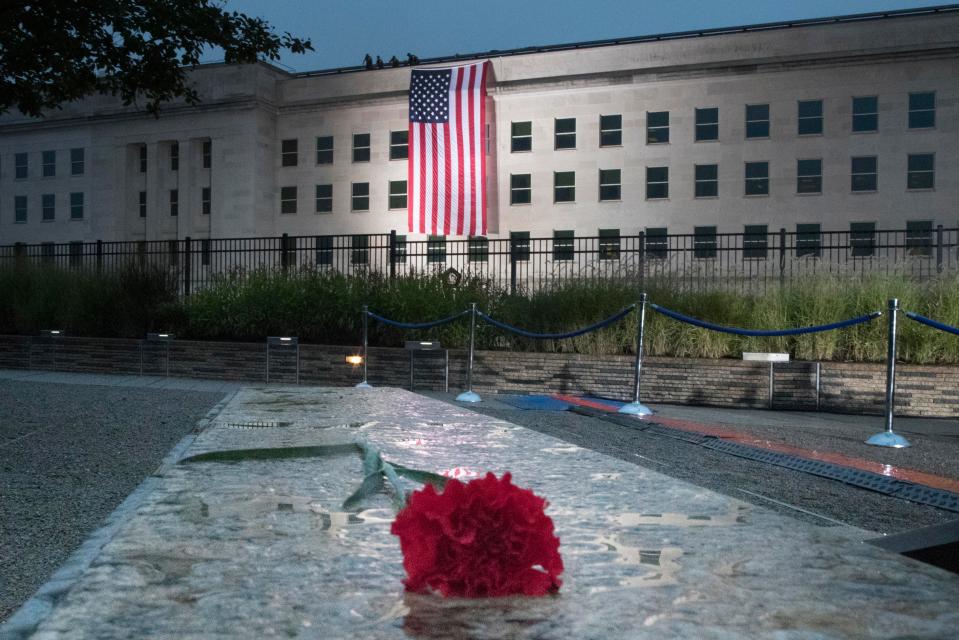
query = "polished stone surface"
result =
(6, 386, 959, 639)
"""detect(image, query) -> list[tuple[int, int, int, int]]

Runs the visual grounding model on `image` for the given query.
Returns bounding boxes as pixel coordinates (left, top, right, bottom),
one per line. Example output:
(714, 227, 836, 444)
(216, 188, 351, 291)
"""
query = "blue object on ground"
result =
(498, 395, 571, 411)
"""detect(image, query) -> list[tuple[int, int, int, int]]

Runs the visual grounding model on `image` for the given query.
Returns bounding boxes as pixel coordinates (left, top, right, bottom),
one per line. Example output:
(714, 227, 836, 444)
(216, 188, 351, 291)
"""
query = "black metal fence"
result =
(2, 226, 957, 295)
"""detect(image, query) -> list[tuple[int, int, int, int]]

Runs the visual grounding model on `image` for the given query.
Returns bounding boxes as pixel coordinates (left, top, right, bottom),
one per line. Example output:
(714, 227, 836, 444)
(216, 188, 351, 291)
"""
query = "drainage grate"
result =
(224, 421, 292, 429)
(700, 438, 959, 514)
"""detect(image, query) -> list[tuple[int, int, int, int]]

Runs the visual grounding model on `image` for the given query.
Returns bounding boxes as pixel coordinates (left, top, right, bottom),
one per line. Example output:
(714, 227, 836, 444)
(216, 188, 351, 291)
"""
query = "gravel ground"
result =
(423, 393, 959, 536)
(0, 380, 225, 622)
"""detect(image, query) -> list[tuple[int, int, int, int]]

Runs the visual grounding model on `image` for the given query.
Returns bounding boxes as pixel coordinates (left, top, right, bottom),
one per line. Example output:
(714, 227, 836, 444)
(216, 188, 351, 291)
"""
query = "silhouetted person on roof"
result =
(407, 52, 419, 66)
(363, 54, 373, 70)
(376, 55, 384, 69)
(389, 55, 400, 68)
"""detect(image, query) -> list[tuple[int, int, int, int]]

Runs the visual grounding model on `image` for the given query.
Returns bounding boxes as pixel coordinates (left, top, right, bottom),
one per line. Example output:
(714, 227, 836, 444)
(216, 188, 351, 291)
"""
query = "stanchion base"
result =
(355, 381, 372, 389)
(865, 431, 911, 448)
(456, 391, 482, 403)
(618, 402, 653, 417)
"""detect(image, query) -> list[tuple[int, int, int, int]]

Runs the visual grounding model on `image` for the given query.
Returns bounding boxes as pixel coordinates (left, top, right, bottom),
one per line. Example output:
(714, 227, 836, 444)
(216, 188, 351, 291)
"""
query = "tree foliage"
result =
(0, 0, 313, 117)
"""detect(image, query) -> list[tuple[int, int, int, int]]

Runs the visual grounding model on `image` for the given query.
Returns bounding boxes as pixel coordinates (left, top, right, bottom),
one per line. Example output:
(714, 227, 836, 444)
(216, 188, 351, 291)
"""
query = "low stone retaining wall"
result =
(1, 335, 956, 417)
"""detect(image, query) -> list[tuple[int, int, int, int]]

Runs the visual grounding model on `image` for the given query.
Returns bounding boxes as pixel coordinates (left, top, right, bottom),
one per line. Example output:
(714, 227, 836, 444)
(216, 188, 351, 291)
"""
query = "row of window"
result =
(509, 155, 936, 204)
(8, 149, 86, 179)
(138, 141, 212, 173)
(10, 193, 86, 222)
(136, 189, 212, 218)
(278, 182, 407, 214)
(511, 92, 937, 151)
(280, 132, 409, 167)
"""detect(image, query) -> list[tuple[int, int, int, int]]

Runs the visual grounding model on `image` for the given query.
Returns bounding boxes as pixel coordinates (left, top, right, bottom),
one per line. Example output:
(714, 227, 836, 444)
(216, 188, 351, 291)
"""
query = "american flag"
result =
(408, 61, 489, 236)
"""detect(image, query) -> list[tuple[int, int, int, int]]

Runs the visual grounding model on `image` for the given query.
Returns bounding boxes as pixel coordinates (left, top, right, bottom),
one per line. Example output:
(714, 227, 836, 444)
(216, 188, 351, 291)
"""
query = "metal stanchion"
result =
(356, 305, 372, 388)
(619, 294, 652, 416)
(456, 302, 481, 402)
(866, 298, 910, 448)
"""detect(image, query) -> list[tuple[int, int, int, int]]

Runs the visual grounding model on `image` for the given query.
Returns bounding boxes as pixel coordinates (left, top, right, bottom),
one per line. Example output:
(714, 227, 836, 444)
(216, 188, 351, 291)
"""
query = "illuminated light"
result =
(158, 333, 169, 338)
(280, 337, 292, 342)
(346, 355, 364, 365)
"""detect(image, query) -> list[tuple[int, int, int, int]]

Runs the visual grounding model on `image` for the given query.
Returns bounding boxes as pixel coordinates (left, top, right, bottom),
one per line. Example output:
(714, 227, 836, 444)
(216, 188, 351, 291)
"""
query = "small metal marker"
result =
(266, 336, 299, 385)
(620, 294, 652, 416)
(146, 332, 175, 377)
(867, 299, 910, 448)
(456, 303, 481, 402)
(356, 306, 372, 388)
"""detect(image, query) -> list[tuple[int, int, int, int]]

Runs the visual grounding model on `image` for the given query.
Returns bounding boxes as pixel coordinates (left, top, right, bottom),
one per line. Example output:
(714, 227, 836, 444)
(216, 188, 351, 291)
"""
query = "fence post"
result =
(866, 298, 910, 448)
(638, 230, 646, 291)
(389, 230, 397, 280)
(778, 227, 787, 286)
(95, 240, 103, 274)
(620, 293, 652, 416)
(936, 224, 944, 274)
(509, 241, 518, 296)
(183, 236, 192, 297)
(456, 303, 481, 402)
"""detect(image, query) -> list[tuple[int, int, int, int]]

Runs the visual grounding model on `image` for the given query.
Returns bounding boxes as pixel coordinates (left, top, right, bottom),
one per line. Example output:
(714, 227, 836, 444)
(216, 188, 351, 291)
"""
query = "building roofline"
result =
(285, 3, 959, 78)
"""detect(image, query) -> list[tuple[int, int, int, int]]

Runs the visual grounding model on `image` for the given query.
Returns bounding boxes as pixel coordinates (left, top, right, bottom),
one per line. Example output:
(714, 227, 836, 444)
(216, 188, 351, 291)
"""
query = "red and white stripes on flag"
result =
(408, 61, 488, 236)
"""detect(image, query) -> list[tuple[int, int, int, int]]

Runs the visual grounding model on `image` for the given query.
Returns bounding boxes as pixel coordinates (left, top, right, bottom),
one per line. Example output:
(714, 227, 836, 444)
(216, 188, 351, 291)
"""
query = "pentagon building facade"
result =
(1, 6, 957, 248)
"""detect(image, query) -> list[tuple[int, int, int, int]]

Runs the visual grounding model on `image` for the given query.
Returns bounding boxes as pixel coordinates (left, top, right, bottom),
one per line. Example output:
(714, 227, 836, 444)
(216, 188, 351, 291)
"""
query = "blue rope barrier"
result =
(477, 305, 636, 340)
(648, 304, 882, 337)
(904, 311, 959, 336)
(366, 309, 469, 330)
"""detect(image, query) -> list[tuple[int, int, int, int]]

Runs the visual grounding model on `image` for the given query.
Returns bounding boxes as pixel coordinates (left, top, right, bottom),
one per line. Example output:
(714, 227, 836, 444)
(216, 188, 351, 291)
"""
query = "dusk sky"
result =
(218, 0, 943, 72)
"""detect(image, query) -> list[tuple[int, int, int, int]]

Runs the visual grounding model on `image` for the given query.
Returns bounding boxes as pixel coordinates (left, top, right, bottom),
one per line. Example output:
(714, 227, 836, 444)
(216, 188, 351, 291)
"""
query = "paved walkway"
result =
(4, 386, 958, 639)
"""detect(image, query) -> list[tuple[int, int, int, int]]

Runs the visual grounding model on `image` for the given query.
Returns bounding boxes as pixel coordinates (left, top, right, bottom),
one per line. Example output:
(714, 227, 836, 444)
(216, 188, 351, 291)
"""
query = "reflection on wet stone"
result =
(13, 386, 959, 639)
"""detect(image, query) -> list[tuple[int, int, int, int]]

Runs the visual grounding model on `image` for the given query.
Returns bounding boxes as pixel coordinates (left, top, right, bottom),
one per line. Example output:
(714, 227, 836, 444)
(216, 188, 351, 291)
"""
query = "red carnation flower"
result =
(391, 472, 563, 598)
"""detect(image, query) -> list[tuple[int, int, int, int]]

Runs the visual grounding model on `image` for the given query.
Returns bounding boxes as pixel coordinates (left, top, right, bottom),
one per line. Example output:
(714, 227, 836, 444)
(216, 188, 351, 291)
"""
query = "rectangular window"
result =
(352, 133, 370, 162)
(351, 182, 369, 211)
(599, 228, 620, 260)
(510, 231, 530, 261)
(316, 235, 333, 265)
(389, 180, 407, 209)
(907, 154, 934, 190)
(169, 189, 178, 216)
(15, 196, 27, 223)
(71, 148, 85, 175)
(796, 223, 822, 257)
(909, 92, 935, 129)
(351, 235, 369, 265)
(906, 220, 933, 257)
(138, 191, 147, 218)
(201, 239, 211, 266)
(42, 150, 56, 177)
(797, 159, 822, 194)
(70, 192, 83, 220)
(646, 166, 669, 199)
(139, 145, 147, 172)
(42, 193, 55, 221)
(468, 236, 489, 262)
(427, 235, 446, 263)
(553, 171, 575, 203)
(694, 226, 717, 259)
(315, 184, 332, 213)
(852, 96, 878, 132)
(202, 187, 211, 215)
(646, 111, 669, 144)
(202, 140, 212, 168)
(510, 174, 531, 205)
(599, 169, 621, 201)
(553, 230, 574, 261)
(15, 153, 28, 179)
(695, 107, 719, 141)
(554, 118, 576, 149)
(851, 156, 878, 192)
(745, 104, 770, 138)
(745, 161, 769, 196)
(600, 114, 622, 146)
(393, 234, 407, 264)
(798, 100, 823, 135)
(695, 164, 718, 197)
(511, 121, 532, 152)
(170, 143, 179, 171)
(69, 242, 83, 268)
(743, 224, 768, 259)
(280, 186, 297, 214)
(850, 222, 876, 257)
(645, 227, 668, 259)
(281, 139, 298, 166)
(316, 136, 334, 164)
(389, 130, 409, 160)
